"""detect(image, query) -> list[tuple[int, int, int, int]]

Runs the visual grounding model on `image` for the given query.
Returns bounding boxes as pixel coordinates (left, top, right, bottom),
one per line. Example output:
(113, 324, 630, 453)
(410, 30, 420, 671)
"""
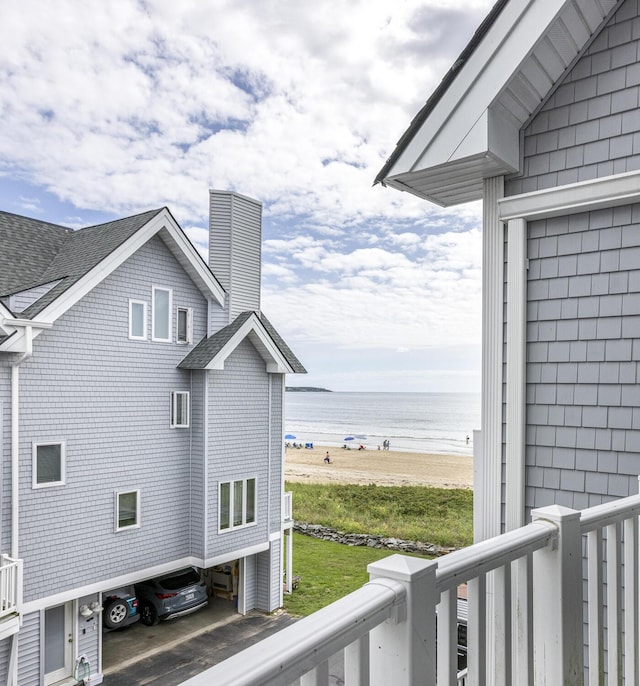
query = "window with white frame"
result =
(176, 306, 192, 344)
(116, 490, 140, 530)
(219, 478, 256, 531)
(170, 391, 190, 428)
(129, 299, 147, 340)
(152, 286, 172, 342)
(33, 442, 65, 488)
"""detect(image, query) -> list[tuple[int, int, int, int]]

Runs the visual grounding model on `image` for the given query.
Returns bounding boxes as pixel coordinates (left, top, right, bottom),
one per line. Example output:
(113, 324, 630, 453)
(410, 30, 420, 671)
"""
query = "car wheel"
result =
(103, 598, 130, 630)
(139, 600, 159, 626)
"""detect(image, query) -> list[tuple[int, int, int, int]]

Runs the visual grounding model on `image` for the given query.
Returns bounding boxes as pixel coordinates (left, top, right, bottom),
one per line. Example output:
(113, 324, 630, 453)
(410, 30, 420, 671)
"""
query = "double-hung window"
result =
(129, 299, 147, 340)
(219, 478, 256, 531)
(116, 490, 140, 531)
(176, 307, 192, 344)
(33, 442, 65, 488)
(170, 391, 190, 428)
(152, 286, 172, 342)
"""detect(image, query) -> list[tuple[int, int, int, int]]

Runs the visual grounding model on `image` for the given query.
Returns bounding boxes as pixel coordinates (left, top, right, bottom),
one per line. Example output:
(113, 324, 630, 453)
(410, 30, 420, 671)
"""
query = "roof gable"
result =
(376, 0, 622, 206)
(0, 207, 226, 352)
(179, 311, 306, 374)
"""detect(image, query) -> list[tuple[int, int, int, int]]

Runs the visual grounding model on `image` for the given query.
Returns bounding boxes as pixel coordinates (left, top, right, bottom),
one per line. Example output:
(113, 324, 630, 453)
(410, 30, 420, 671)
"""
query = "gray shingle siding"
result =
(524, 209, 640, 515)
(17, 612, 39, 686)
(501, 0, 640, 519)
(507, 0, 640, 197)
(206, 340, 272, 557)
(15, 236, 209, 601)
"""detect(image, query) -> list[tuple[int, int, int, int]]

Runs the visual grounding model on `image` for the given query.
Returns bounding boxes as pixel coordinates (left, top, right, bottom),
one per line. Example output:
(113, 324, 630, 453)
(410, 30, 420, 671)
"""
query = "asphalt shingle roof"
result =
(179, 311, 306, 374)
(0, 208, 164, 318)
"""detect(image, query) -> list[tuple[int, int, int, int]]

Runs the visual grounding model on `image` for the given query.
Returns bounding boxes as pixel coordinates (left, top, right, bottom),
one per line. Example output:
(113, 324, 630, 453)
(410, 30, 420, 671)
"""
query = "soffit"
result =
(379, 0, 623, 207)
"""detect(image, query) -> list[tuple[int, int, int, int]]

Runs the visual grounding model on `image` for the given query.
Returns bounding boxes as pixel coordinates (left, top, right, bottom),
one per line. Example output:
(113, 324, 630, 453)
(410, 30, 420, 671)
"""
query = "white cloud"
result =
(0, 0, 494, 391)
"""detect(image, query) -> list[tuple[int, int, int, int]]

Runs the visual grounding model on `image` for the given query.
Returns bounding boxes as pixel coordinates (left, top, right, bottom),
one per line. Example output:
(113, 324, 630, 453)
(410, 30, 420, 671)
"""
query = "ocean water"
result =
(285, 392, 480, 456)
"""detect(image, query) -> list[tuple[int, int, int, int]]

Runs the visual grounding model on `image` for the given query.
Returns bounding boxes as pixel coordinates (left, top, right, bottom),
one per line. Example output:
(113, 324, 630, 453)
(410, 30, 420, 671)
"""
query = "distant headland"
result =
(285, 386, 332, 392)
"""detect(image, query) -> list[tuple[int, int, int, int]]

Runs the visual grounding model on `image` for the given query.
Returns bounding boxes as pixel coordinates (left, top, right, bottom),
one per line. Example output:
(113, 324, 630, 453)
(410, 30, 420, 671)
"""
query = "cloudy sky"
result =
(0, 0, 494, 392)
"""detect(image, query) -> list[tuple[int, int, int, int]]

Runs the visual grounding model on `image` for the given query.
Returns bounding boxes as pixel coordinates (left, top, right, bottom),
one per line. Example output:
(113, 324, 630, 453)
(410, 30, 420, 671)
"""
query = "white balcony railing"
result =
(0, 554, 21, 619)
(181, 493, 640, 686)
(283, 491, 293, 523)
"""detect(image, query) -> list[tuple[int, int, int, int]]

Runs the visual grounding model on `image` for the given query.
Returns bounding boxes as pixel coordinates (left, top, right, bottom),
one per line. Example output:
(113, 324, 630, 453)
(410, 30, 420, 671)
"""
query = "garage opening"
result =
(102, 562, 240, 673)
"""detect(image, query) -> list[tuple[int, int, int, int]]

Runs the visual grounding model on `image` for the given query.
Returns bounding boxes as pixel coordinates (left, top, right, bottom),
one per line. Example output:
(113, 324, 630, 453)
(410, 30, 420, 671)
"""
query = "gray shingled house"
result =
(0, 190, 304, 685)
(378, 0, 640, 543)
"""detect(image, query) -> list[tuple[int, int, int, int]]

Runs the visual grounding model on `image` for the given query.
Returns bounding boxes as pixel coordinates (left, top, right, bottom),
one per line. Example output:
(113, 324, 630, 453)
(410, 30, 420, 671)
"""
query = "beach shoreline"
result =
(284, 444, 473, 490)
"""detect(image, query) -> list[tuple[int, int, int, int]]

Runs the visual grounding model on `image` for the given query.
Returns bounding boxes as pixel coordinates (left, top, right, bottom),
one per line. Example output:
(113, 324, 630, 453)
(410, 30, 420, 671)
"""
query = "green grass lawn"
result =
(282, 482, 473, 616)
(285, 482, 473, 548)
(283, 532, 402, 616)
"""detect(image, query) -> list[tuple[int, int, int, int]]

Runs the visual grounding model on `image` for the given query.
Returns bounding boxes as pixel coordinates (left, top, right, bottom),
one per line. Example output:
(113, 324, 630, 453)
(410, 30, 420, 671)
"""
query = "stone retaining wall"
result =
(294, 522, 456, 556)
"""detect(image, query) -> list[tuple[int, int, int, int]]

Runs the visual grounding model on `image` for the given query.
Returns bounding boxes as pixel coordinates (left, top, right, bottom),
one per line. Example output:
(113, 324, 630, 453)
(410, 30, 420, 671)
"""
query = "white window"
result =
(176, 307, 193, 344)
(219, 478, 256, 531)
(33, 442, 65, 488)
(170, 391, 190, 428)
(129, 300, 147, 340)
(116, 490, 140, 531)
(152, 286, 172, 342)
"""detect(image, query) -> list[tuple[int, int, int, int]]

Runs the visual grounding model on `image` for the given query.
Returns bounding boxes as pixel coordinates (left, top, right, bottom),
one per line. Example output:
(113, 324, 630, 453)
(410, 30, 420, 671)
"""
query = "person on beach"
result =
(324, 451, 332, 464)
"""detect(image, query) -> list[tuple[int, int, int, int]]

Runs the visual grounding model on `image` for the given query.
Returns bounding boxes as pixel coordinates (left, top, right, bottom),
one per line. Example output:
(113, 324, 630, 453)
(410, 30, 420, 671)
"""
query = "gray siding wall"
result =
(243, 554, 256, 611)
(502, 0, 640, 518)
(507, 0, 640, 197)
(255, 540, 281, 612)
(269, 376, 284, 532)
(190, 371, 206, 558)
(12, 236, 209, 601)
(524, 211, 640, 515)
(78, 594, 100, 673)
(18, 612, 39, 686)
(0, 635, 9, 686)
(209, 191, 262, 321)
(206, 340, 272, 558)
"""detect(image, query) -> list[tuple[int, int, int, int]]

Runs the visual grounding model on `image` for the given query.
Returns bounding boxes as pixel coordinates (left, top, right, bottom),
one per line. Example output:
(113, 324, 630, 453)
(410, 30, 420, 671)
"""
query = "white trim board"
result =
(498, 170, 640, 222)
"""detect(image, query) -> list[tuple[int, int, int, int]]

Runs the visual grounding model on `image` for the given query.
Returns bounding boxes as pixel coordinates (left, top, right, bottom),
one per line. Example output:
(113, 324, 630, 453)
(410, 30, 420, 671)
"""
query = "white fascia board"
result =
(498, 170, 640, 221)
(0, 302, 14, 335)
(205, 315, 294, 373)
(389, 0, 563, 179)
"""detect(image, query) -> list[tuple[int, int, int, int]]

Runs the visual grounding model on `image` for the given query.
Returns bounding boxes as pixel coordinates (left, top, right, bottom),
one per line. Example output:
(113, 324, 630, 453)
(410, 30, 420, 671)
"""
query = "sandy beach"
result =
(285, 445, 473, 489)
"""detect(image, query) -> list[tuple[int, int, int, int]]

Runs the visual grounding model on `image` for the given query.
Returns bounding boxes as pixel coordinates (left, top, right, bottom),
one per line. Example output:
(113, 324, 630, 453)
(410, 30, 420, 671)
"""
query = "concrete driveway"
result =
(103, 598, 296, 685)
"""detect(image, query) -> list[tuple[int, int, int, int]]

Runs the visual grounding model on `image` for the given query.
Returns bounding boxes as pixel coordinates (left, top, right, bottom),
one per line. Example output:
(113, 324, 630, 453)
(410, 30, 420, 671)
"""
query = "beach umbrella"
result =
(354, 434, 367, 440)
(343, 436, 354, 442)
(284, 434, 296, 440)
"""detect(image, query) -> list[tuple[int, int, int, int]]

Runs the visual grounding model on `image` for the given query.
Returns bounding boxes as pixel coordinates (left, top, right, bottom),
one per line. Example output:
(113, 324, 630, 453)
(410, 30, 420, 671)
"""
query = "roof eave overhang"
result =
(378, 0, 622, 207)
(204, 314, 295, 374)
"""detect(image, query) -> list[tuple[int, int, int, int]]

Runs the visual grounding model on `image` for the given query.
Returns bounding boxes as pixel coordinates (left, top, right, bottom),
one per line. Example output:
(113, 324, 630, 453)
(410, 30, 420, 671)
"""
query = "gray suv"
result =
(136, 567, 208, 626)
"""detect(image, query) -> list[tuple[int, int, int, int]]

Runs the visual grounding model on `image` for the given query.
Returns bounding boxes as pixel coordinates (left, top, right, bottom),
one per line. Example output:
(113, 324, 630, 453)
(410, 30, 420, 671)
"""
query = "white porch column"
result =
(481, 176, 505, 542)
(505, 218, 527, 531)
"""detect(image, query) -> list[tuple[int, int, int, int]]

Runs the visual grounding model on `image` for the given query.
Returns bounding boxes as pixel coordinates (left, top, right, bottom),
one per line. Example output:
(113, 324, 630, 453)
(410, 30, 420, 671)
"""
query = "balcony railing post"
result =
(367, 554, 437, 686)
(531, 504, 583, 686)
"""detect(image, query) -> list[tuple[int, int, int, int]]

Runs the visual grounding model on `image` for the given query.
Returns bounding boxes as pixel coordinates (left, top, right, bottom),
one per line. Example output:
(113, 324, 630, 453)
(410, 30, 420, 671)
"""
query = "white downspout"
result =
(10, 325, 33, 559)
(9, 325, 33, 686)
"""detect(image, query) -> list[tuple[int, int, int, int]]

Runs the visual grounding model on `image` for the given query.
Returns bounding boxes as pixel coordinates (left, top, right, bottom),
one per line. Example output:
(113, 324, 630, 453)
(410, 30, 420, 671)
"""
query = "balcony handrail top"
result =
(436, 519, 556, 592)
(579, 492, 640, 533)
(180, 578, 406, 686)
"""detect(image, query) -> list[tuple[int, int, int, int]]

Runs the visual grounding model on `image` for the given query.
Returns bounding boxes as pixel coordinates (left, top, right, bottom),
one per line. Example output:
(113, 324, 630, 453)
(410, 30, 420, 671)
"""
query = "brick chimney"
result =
(208, 190, 262, 322)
